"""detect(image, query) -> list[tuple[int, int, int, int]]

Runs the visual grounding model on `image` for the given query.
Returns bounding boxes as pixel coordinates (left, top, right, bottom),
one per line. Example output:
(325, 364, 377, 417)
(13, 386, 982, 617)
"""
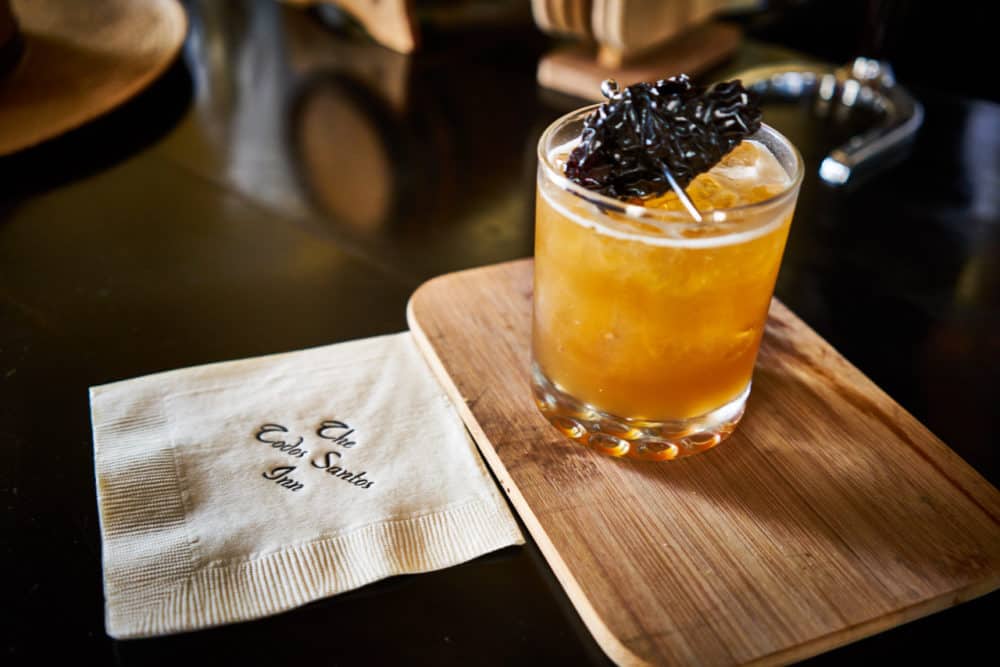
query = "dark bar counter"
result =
(2, 1, 996, 664)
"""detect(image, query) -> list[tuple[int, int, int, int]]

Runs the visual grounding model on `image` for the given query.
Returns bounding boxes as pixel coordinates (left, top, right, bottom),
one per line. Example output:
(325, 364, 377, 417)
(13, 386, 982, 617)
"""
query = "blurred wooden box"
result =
(533, 0, 748, 99)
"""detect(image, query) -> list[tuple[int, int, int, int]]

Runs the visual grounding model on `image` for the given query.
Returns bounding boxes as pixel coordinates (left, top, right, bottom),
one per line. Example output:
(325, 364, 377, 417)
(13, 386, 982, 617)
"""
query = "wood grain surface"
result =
(408, 259, 1000, 666)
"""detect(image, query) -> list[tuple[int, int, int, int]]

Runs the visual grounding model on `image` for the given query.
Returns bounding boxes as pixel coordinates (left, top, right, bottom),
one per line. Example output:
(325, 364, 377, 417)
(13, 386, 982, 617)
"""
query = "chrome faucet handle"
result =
(734, 57, 923, 186)
(817, 57, 923, 185)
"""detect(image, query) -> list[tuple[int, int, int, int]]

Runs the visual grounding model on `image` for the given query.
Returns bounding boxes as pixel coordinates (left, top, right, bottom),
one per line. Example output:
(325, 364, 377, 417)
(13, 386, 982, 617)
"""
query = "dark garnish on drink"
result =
(565, 75, 762, 199)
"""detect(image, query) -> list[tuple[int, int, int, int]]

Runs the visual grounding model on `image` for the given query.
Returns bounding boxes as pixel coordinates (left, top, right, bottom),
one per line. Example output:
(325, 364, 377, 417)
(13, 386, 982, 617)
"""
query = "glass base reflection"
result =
(532, 363, 748, 462)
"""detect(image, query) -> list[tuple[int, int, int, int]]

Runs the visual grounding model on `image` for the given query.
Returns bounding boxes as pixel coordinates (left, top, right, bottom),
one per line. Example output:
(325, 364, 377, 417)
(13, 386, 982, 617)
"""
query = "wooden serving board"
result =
(408, 259, 1000, 666)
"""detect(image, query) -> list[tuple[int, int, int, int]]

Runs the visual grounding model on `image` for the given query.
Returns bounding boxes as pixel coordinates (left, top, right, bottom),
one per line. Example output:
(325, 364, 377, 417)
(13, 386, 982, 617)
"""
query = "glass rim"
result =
(537, 104, 805, 229)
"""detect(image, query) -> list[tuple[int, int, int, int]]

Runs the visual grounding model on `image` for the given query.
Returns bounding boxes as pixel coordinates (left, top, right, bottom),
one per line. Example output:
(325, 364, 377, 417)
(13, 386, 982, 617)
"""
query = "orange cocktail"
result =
(532, 109, 803, 461)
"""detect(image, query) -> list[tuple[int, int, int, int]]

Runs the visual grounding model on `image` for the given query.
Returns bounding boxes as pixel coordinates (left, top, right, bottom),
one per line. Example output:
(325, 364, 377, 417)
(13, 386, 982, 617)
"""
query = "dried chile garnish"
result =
(565, 75, 761, 199)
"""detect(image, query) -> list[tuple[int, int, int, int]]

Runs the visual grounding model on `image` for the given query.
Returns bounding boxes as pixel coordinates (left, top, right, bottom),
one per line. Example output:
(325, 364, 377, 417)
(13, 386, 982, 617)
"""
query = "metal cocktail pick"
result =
(659, 166, 703, 222)
(600, 79, 703, 223)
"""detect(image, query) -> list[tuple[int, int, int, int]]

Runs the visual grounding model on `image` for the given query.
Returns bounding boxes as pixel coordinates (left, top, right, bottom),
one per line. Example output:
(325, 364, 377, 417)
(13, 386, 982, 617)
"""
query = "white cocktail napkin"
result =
(90, 332, 523, 639)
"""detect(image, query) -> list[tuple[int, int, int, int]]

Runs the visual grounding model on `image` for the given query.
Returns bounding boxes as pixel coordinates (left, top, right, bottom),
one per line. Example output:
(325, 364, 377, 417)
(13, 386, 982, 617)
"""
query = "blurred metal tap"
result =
(736, 56, 923, 186)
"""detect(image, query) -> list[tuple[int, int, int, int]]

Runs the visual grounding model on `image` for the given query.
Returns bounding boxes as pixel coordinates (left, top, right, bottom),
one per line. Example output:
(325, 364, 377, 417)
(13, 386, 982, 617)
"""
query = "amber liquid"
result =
(533, 141, 797, 421)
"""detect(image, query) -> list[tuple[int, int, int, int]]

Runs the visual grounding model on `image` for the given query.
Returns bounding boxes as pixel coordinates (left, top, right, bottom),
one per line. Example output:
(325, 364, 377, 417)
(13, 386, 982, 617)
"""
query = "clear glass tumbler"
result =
(532, 107, 804, 461)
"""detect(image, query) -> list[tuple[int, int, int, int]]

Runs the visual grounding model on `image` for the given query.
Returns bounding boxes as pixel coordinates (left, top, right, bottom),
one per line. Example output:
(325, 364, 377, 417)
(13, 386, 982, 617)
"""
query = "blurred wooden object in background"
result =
(534, 0, 751, 100)
(532, 0, 592, 39)
(282, 0, 419, 54)
(0, 0, 187, 156)
(0, 0, 21, 77)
